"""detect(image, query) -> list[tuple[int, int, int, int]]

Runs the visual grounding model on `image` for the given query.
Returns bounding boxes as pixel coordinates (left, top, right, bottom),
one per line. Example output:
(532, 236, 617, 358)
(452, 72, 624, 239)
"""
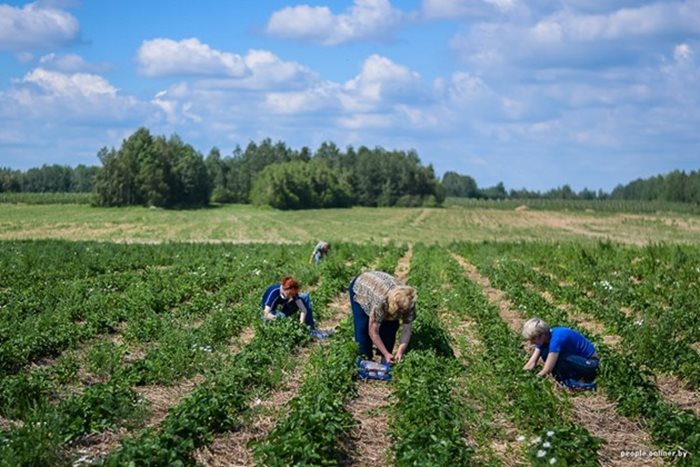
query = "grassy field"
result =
(2, 202, 700, 245)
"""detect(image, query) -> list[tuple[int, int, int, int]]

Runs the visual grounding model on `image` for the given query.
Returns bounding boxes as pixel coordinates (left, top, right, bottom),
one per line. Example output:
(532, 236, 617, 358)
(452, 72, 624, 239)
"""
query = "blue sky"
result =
(1, 0, 699, 192)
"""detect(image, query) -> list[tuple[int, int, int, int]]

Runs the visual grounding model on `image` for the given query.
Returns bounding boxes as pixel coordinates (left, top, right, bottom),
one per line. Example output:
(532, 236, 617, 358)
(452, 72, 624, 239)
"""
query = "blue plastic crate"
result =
(357, 359, 391, 381)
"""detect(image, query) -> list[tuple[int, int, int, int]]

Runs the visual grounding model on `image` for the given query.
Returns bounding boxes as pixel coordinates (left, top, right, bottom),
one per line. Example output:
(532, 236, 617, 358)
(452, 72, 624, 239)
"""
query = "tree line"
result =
(0, 165, 99, 194)
(208, 138, 444, 209)
(441, 170, 700, 203)
(1, 128, 442, 209)
(2, 128, 697, 207)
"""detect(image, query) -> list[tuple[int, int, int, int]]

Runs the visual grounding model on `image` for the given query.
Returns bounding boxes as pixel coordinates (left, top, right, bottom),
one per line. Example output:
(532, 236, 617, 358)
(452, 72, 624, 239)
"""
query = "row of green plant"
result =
(253, 321, 359, 465)
(0, 239, 374, 381)
(255, 244, 476, 465)
(455, 242, 699, 463)
(494, 241, 700, 387)
(0, 241, 394, 464)
(384, 245, 474, 465)
(0, 241, 288, 377)
(405, 244, 513, 465)
(105, 241, 391, 465)
(0, 243, 299, 464)
(0, 250, 283, 423)
(252, 247, 407, 465)
(565, 243, 700, 356)
(440, 245, 602, 466)
(105, 319, 310, 465)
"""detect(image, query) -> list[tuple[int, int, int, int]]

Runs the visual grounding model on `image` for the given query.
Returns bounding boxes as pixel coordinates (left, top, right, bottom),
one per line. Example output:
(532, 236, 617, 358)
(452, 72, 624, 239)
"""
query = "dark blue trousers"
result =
(553, 354, 599, 382)
(349, 277, 399, 359)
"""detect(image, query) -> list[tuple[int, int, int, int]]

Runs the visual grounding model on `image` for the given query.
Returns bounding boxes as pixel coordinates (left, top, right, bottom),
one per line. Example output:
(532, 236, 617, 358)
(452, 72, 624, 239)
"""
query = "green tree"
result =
(251, 160, 352, 210)
(93, 128, 210, 207)
(442, 171, 478, 198)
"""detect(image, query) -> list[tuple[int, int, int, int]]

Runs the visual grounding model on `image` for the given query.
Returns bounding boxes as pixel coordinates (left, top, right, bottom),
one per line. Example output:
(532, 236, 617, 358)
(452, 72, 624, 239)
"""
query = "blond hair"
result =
(522, 318, 550, 340)
(387, 286, 416, 318)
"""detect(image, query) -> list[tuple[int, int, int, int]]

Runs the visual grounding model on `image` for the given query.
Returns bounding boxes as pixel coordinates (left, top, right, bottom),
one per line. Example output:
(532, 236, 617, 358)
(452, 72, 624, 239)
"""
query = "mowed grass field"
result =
(2, 202, 700, 244)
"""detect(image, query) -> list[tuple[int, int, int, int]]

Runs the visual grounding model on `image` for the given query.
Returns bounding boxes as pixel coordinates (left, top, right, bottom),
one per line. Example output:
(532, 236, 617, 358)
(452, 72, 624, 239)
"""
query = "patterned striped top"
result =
(352, 271, 416, 323)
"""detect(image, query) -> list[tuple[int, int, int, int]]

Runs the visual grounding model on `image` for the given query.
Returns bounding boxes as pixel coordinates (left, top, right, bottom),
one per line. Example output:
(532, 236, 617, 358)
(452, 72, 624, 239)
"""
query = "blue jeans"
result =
(262, 293, 315, 328)
(553, 354, 599, 382)
(350, 277, 399, 359)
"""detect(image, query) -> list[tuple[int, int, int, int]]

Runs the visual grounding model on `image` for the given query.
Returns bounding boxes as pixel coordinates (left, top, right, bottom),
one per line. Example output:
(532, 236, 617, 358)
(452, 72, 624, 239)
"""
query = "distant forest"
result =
(1, 127, 698, 208)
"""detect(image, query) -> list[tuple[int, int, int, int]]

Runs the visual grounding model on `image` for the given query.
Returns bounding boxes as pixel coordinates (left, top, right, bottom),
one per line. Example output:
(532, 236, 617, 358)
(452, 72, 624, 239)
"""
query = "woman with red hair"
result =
(261, 275, 315, 328)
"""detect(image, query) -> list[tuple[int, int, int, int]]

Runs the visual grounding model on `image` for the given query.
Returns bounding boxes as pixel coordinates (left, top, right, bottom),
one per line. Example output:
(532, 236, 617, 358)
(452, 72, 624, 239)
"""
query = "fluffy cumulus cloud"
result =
(0, 2, 80, 52)
(264, 54, 429, 125)
(451, 1, 700, 70)
(137, 38, 249, 77)
(266, 0, 406, 45)
(233, 50, 318, 90)
(342, 54, 423, 107)
(0, 63, 153, 168)
(0, 67, 146, 122)
(141, 50, 436, 147)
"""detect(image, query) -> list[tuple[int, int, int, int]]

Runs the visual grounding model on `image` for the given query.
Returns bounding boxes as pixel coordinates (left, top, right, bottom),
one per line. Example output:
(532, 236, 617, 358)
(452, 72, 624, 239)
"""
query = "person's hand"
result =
(383, 353, 394, 364)
(394, 351, 404, 362)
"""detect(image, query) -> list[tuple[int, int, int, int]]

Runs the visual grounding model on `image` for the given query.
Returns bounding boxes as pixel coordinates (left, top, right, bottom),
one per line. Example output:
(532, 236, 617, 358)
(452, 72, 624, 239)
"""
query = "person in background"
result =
(262, 276, 315, 328)
(522, 317, 599, 383)
(310, 241, 331, 264)
(349, 271, 416, 364)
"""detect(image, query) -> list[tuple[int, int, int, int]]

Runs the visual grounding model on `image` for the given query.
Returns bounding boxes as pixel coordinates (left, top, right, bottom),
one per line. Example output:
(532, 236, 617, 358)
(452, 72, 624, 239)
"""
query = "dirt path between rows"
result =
(193, 269, 355, 466)
(343, 246, 413, 466)
(449, 253, 662, 467)
(69, 327, 256, 465)
(194, 253, 392, 466)
(440, 312, 526, 466)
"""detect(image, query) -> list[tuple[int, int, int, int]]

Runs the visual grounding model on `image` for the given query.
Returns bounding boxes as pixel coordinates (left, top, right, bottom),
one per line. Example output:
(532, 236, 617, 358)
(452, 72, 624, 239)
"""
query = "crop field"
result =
(0, 204, 699, 466)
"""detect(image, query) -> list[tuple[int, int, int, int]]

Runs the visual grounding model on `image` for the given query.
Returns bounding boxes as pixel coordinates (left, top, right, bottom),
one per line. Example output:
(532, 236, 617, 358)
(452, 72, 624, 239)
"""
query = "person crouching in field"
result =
(522, 317, 599, 383)
(349, 271, 416, 364)
(310, 241, 331, 264)
(262, 276, 315, 328)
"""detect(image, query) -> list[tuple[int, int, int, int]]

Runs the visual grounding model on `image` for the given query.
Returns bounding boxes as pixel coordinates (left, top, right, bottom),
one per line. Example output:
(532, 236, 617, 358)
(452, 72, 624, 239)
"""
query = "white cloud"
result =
(337, 113, 393, 129)
(674, 43, 693, 62)
(450, 1, 700, 71)
(422, 0, 519, 19)
(342, 54, 423, 110)
(22, 68, 117, 97)
(137, 38, 249, 77)
(266, 0, 406, 45)
(0, 2, 79, 52)
(0, 68, 145, 122)
(236, 50, 317, 90)
(37, 53, 109, 73)
(265, 82, 342, 114)
(530, 3, 700, 44)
